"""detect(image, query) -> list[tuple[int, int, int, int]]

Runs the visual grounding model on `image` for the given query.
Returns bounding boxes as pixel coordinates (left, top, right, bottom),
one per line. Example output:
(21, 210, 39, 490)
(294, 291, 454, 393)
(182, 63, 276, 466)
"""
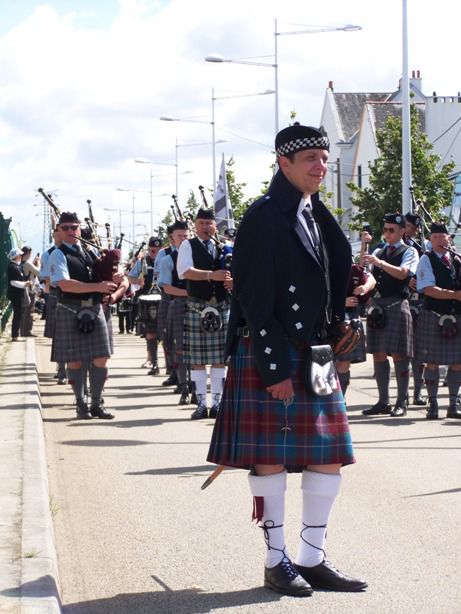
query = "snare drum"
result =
(138, 294, 161, 323)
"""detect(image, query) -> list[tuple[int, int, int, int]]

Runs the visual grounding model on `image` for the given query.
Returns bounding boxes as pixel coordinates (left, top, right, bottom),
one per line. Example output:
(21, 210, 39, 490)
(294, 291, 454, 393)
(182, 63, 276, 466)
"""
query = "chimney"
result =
(433, 91, 438, 102)
(328, 80, 334, 91)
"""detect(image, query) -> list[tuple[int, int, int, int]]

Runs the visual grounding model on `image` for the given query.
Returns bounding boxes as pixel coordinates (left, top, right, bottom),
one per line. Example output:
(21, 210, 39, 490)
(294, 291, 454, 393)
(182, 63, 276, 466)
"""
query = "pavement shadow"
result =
(67, 417, 190, 428)
(61, 439, 153, 447)
(0, 574, 61, 607)
(62, 585, 281, 614)
(125, 464, 238, 477)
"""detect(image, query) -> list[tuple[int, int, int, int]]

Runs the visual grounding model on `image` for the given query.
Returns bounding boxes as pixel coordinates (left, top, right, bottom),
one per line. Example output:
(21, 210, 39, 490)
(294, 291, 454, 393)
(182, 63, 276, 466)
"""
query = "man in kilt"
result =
(155, 227, 177, 384)
(49, 212, 118, 420)
(415, 221, 461, 420)
(207, 124, 367, 597)
(177, 207, 232, 420)
(336, 253, 376, 397)
(41, 227, 67, 384)
(158, 220, 190, 404)
(362, 213, 419, 417)
(404, 212, 427, 405)
(128, 236, 162, 375)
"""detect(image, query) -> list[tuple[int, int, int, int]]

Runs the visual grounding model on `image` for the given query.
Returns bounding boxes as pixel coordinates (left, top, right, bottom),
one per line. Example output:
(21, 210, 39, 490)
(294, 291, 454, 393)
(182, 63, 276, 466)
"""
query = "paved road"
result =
(35, 320, 461, 614)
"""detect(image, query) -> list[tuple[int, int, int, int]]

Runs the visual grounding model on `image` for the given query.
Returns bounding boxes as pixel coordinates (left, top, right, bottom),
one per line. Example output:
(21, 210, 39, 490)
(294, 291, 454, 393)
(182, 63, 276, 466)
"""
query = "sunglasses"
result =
(383, 227, 397, 234)
(60, 224, 79, 231)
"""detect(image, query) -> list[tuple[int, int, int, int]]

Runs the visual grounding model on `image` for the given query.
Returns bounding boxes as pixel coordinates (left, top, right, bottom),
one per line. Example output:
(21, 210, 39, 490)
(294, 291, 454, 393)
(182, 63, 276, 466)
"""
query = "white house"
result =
(319, 71, 461, 236)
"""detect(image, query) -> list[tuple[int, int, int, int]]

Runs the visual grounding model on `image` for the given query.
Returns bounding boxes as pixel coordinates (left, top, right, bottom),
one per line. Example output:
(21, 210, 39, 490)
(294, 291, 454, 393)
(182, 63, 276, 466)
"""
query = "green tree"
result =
(347, 104, 455, 234)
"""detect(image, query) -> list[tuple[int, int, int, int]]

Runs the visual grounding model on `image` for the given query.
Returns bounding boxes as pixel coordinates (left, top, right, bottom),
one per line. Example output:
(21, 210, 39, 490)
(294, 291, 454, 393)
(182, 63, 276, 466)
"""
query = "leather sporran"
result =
(303, 345, 339, 397)
(438, 314, 458, 339)
(76, 307, 97, 334)
(366, 304, 386, 329)
(200, 306, 222, 333)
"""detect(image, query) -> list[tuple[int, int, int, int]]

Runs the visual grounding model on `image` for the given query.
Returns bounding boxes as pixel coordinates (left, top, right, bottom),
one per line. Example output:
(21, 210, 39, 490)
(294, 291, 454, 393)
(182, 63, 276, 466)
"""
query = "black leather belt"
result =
(59, 297, 101, 307)
(235, 326, 310, 351)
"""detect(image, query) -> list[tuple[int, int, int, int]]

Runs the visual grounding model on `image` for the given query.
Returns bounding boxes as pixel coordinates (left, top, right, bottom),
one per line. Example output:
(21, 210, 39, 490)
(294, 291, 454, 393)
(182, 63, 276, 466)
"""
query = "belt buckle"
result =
(209, 296, 218, 306)
(81, 298, 93, 307)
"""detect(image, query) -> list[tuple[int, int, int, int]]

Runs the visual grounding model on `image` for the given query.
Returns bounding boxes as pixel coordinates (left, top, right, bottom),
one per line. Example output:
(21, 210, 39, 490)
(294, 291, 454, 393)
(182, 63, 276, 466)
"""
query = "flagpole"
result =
(212, 87, 217, 198)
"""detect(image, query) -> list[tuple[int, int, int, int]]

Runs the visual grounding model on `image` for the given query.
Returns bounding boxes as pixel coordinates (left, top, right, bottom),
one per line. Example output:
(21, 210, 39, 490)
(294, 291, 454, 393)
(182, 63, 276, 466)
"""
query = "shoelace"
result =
(280, 557, 298, 580)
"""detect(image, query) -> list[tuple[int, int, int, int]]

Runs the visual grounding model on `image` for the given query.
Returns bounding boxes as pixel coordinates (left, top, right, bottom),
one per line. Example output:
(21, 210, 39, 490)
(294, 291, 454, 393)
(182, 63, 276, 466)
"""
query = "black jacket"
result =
(226, 169, 351, 386)
(7, 261, 25, 301)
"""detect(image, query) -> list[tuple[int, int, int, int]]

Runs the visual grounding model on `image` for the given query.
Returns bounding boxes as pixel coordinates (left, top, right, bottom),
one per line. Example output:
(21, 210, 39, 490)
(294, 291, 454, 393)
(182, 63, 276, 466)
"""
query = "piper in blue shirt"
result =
(414, 221, 461, 420)
(362, 212, 419, 418)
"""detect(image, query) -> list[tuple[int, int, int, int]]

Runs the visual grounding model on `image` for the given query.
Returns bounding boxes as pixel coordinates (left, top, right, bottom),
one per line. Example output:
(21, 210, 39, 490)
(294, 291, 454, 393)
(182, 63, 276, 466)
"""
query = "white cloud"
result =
(1, 0, 461, 251)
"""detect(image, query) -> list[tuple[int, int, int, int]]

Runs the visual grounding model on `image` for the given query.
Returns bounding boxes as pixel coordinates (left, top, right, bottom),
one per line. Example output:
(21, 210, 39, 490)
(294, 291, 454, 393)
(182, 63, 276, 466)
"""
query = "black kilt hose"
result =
(52, 300, 111, 364)
(208, 170, 354, 472)
(366, 296, 413, 356)
(207, 338, 354, 471)
(415, 309, 461, 364)
(184, 298, 230, 365)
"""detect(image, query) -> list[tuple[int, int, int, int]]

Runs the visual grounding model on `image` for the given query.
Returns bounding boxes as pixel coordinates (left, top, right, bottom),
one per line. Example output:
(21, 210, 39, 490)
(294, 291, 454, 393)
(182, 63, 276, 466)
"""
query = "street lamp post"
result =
(205, 21, 361, 134)
(134, 159, 177, 234)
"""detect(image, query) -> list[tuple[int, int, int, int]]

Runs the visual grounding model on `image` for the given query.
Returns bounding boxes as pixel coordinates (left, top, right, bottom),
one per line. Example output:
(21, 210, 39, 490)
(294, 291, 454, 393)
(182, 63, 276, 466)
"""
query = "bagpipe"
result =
(198, 184, 233, 271)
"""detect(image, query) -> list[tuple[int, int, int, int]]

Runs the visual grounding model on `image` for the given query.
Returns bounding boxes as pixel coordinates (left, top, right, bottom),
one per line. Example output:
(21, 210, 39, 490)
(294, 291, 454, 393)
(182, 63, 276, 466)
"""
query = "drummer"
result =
(128, 236, 162, 374)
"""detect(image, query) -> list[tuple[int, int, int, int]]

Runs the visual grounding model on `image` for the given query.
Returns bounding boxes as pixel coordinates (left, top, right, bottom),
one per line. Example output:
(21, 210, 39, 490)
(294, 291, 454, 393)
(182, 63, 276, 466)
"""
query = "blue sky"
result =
(1, 0, 460, 254)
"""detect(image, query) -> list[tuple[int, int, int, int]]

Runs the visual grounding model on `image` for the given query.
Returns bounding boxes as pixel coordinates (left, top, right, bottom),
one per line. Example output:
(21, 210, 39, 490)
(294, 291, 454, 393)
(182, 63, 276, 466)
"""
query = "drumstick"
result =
(201, 465, 225, 490)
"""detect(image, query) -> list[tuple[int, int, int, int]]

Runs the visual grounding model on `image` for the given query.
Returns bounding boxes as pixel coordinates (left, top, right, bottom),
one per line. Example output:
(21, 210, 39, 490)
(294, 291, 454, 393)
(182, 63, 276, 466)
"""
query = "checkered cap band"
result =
(276, 135, 330, 157)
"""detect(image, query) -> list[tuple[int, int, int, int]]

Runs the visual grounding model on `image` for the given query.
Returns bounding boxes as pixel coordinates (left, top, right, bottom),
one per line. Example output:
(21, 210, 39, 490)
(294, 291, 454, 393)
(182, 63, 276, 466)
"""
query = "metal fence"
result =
(0, 212, 14, 332)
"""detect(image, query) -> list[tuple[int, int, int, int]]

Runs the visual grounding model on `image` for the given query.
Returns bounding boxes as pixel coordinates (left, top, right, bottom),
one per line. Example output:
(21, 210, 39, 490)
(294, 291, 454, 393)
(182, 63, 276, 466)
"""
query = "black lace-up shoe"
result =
(76, 400, 92, 420)
(208, 403, 219, 419)
(90, 402, 115, 420)
(362, 401, 392, 416)
(264, 559, 313, 597)
(413, 393, 426, 406)
(190, 403, 208, 420)
(446, 405, 461, 419)
(426, 399, 439, 420)
(178, 384, 190, 405)
(162, 373, 178, 386)
(295, 559, 367, 592)
(390, 398, 408, 417)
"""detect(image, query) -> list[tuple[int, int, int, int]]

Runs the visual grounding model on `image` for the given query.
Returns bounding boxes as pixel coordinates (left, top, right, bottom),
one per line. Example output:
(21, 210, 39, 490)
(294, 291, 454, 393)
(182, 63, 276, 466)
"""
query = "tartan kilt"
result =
(415, 309, 461, 364)
(157, 294, 172, 342)
(184, 298, 229, 365)
(51, 301, 111, 364)
(166, 297, 187, 359)
(207, 337, 355, 472)
(44, 292, 57, 339)
(366, 296, 413, 356)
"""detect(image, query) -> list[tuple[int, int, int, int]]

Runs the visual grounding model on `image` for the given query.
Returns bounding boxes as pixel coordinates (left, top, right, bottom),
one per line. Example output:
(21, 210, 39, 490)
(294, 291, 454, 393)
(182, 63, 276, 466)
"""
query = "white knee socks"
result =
(248, 471, 288, 568)
(190, 369, 207, 403)
(295, 470, 341, 568)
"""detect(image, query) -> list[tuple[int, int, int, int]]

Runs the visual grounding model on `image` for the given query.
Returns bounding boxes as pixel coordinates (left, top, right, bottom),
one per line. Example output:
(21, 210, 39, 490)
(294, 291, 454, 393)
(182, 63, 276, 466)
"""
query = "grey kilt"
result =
(51, 300, 111, 363)
(103, 305, 114, 354)
(44, 291, 57, 339)
(157, 292, 172, 343)
(184, 297, 230, 365)
(366, 296, 413, 356)
(166, 296, 187, 361)
(415, 309, 461, 364)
